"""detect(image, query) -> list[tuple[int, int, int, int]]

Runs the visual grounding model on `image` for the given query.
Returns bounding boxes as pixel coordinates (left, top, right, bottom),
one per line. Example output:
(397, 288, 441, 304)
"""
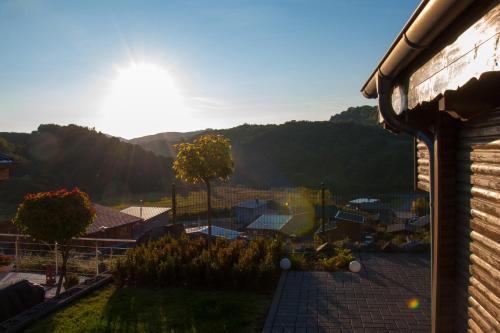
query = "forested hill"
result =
(0, 124, 173, 204)
(215, 121, 412, 193)
(329, 105, 378, 126)
(0, 106, 413, 209)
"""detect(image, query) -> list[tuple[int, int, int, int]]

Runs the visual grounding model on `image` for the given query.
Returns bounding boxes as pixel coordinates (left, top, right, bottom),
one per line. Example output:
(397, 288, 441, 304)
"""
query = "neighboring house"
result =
(317, 211, 364, 242)
(231, 199, 270, 227)
(120, 206, 171, 239)
(246, 213, 310, 237)
(0, 153, 13, 182)
(86, 204, 142, 239)
(185, 225, 241, 240)
(348, 198, 395, 225)
(361, 1, 499, 331)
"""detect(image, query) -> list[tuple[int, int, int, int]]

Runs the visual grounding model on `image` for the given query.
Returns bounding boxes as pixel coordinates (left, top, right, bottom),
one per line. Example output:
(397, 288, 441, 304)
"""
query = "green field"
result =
(24, 285, 273, 333)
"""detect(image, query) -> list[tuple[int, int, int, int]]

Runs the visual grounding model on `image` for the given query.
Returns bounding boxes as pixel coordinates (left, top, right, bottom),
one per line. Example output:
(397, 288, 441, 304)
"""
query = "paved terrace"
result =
(264, 253, 430, 332)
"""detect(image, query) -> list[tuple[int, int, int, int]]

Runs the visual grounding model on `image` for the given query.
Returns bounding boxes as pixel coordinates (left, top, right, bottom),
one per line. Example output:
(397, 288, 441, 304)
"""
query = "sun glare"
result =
(99, 62, 192, 138)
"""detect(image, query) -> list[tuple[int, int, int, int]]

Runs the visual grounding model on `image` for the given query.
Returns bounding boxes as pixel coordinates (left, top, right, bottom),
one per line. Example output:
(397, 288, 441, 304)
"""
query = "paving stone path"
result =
(263, 253, 431, 333)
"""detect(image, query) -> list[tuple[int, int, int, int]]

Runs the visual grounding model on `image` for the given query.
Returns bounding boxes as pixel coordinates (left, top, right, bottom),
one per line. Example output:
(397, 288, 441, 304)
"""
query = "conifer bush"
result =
(113, 235, 284, 290)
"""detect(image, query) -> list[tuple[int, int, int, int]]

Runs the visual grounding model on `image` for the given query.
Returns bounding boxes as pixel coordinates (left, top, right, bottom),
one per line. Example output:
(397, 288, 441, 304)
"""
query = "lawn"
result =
(23, 285, 273, 333)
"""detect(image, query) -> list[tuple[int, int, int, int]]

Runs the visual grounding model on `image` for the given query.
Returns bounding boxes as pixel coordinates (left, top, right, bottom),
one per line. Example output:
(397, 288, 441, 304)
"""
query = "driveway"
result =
(263, 253, 431, 332)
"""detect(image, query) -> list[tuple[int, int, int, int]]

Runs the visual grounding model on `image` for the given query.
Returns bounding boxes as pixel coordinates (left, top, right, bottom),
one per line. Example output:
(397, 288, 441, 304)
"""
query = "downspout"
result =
(376, 72, 435, 281)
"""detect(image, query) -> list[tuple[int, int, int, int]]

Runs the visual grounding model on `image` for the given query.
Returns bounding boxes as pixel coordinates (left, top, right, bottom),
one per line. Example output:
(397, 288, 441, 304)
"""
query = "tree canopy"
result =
(13, 188, 96, 243)
(173, 134, 234, 185)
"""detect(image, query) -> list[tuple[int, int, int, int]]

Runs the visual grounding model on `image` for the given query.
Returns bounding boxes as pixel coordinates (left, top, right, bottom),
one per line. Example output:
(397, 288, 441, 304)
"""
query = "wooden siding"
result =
(456, 108, 500, 332)
(416, 140, 430, 192)
(407, 3, 500, 110)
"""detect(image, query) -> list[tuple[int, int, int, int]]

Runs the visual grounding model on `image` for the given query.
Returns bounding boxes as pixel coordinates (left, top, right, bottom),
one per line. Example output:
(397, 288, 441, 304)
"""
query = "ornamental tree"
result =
(13, 188, 96, 296)
(173, 134, 234, 239)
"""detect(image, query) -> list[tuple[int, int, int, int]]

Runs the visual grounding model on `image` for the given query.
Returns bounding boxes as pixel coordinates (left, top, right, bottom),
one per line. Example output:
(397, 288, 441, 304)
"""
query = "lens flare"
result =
(406, 298, 420, 310)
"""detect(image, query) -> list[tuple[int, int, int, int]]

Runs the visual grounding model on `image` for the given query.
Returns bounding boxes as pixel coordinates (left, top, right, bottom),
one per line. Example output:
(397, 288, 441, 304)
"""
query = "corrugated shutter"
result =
(416, 140, 430, 191)
(457, 108, 500, 332)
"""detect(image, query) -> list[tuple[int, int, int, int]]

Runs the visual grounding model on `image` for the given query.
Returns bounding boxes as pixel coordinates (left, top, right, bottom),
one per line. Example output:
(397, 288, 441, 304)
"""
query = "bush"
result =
(289, 253, 308, 270)
(113, 235, 284, 290)
(63, 273, 80, 290)
(318, 247, 354, 271)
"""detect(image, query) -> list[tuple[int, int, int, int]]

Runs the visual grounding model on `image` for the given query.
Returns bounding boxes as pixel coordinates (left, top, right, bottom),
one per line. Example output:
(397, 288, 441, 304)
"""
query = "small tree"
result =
(13, 188, 95, 296)
(173, 134, 234, 239)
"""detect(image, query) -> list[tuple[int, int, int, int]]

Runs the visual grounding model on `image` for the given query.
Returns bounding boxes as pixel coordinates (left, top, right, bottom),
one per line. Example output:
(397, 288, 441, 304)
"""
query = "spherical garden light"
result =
(280, 258, 292, 270)
(349, 260, 362, 273)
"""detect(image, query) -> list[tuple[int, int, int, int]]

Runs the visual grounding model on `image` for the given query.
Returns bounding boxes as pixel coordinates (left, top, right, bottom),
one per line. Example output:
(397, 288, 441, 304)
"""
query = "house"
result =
(348, 198, 395, 224)
(246, 213, 311, 237)
(0, 153, 13, 182)
(86, 204, 142, 239)
(317, 211, 364, 242)
(120, 206, 171, 239)
(231, 199, 269, 227)
(185, 225, 241, 240)
(361, 1, 499, 331)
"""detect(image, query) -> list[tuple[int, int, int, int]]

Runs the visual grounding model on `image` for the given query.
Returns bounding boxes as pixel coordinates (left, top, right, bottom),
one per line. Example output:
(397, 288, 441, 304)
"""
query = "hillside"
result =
(330, 105, 378, 126)
(0, 124, 173, 205)
(131, 107, 413, 193)
(0, 107, 413, 215)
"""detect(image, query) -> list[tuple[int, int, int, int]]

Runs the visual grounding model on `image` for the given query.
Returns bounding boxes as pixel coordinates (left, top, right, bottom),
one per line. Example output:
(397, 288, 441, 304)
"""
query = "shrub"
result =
(0, 254, 13, 266)
(319, 247, 355, 271)
(63, 273, 80, 290)
(289, 253, 308, 270)
(113, 235, 284, 290)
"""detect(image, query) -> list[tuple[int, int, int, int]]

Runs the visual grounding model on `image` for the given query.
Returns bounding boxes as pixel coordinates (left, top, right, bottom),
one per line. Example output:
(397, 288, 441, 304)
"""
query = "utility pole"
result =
(321, 182, 326, 233)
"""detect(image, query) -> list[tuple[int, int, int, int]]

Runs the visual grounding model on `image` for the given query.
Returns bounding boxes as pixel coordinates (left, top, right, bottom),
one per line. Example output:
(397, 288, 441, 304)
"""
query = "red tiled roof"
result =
(86, 204, 142, 235)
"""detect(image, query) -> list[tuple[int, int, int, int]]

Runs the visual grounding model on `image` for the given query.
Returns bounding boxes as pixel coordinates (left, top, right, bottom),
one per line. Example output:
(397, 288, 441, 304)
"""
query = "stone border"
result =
(0, 273, 113, 333)
(262, 271, 288, 333)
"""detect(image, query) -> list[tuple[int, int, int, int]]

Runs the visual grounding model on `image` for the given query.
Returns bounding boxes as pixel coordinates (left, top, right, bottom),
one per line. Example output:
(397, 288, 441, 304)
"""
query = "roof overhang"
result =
(361, 1, 499, 121)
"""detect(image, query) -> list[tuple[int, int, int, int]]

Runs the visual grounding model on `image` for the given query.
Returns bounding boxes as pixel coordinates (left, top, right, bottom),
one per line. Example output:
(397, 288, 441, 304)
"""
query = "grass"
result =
(23, 284, 273, 333)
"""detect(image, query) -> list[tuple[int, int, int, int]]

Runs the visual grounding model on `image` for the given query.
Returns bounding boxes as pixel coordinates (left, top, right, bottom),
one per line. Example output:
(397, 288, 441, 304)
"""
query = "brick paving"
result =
(263, 253, 431, 332)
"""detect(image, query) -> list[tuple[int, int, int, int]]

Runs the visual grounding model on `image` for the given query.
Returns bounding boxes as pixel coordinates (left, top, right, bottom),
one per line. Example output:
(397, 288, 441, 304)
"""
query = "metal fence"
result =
(0, 234, 135, 277)
(168, 183, 430, 248)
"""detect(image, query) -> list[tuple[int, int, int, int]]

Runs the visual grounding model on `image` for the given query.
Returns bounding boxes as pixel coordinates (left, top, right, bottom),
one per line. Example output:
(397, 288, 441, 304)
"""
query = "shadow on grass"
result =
(23, 285, 273, 333)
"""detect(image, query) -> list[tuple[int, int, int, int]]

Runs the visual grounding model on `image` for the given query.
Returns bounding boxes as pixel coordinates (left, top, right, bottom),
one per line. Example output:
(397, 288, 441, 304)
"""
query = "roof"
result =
(349, 198, 380, 204)
(246, 214, 292, 231)
(0, 153, 13, 165)
(87, 204, 142, 234)
(361, 1, 476, 98)
(185, 225, 241, 240)
(120, 206, 170, 221)
(233, 199, 268, 209)
(335, 211, 364, 224)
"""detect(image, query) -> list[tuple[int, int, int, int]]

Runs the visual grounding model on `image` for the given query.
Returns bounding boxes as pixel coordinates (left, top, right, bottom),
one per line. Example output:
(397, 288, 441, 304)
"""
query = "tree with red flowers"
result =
(13, 188, 96, 296)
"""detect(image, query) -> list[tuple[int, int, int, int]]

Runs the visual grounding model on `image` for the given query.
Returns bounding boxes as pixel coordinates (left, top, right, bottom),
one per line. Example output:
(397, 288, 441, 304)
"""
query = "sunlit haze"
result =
(0, 0, 420, 139)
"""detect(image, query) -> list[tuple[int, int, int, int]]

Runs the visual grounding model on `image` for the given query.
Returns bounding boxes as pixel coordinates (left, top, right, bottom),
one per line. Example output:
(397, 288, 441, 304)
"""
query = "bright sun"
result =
(99, 62, 192, 138)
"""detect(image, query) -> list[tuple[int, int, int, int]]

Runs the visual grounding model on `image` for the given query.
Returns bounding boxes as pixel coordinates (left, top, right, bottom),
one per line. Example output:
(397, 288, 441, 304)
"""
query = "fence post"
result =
(14, 236, 19, 272)
(172, 183, 177, 224)
(95, 241, 99, 275)
(321, 182, 326, 233)
(55, 242, 58, 277)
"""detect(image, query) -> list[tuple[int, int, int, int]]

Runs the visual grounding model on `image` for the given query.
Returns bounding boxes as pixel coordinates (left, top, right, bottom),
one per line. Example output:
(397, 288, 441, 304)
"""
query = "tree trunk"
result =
(206, 180, 212, 243)
(55, 246, 69, 297)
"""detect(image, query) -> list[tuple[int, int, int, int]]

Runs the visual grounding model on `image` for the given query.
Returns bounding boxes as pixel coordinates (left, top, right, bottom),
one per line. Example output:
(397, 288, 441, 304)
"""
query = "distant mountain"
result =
(330, 105, 378, 126)
(0, 106, 413, 212)
(128, 130, 207, 157)
(131, 106, 413, 194)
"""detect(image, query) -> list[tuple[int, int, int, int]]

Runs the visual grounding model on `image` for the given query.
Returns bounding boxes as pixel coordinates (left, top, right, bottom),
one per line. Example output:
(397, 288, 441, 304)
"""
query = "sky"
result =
(0, 0, 420, 139)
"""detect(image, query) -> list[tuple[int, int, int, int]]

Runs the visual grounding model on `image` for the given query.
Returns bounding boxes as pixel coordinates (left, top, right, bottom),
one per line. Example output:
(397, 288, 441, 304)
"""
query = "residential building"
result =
(86, 204, 142, 239)
(120, 206, 171, 238)
(0, 153, 13, 182)
(185, 225, 241, 240)
(317, 211, 364, 242)
(361, 1, 499, 331)
(231, 199, 270, 227)
(246, 213, 311, 237)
